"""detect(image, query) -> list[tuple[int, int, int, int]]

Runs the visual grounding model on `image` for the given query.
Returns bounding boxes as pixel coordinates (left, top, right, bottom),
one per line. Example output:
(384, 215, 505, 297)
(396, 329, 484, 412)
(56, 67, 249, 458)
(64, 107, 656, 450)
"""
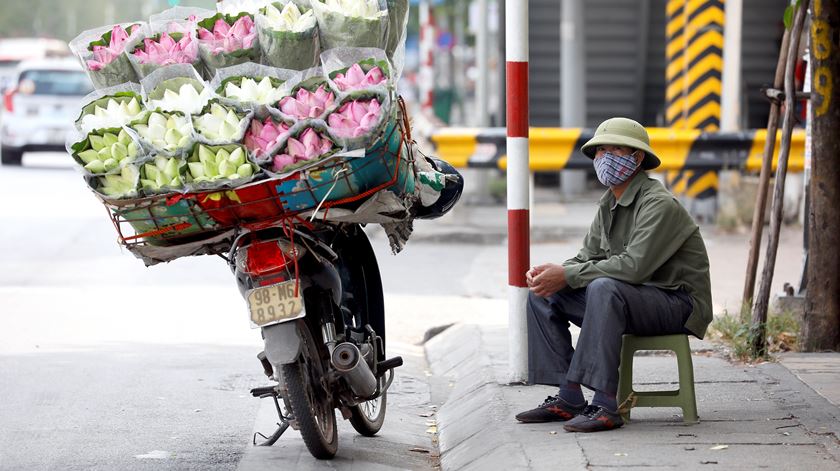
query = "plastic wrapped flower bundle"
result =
(309, 0, 387, 51)
(93, 166, 141, 199)
(76, 93, 145, 134)
(130, 30, 200, 77)
(70, 24, 144, 88)
(71, 129, 141, 174)
(244, 116, 292, 158)
(327, 98, 381, 138)
(129, 111, 193, 154)
(331, 62, 387, 92)
(197, 13, 260, 76)
(192, 102, 250, 143)
(146, 78, 214, 115)
(271, 127, 337, 173)
(141, 156, 186, 192)
(278, 83, 335, 119)
(220, 76, 286, 106)
(256, 2, 319, 70)
(187, 144, 257, 186)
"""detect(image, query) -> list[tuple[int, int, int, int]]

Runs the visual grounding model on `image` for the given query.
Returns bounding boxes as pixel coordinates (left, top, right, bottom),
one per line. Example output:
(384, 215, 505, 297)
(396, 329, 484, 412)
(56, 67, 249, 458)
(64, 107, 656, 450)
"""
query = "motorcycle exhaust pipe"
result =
(331, 342, 377, 398)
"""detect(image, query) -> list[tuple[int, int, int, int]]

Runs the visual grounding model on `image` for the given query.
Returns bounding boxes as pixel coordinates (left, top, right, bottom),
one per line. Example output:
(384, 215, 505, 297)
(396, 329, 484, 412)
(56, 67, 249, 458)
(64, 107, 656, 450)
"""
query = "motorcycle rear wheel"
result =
(282, 323, 338, 459)
(349, 392, 387, 436)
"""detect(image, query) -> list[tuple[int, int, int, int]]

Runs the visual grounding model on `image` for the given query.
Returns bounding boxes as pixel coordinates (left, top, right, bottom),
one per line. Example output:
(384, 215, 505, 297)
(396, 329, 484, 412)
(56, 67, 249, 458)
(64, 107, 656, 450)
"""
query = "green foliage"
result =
(783, 0, 802, 30)
(710, 307, 801, 362)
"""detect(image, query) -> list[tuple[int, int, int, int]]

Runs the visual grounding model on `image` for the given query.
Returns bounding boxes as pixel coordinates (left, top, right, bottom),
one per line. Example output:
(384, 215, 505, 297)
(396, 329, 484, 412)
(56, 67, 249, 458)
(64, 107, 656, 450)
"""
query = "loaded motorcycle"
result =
(230, 158, 462, 459)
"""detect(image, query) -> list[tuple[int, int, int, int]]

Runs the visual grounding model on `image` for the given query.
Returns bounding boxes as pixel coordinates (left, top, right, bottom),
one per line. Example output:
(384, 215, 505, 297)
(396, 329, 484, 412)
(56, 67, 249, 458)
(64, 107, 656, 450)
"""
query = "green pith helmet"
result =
(580, 117, 661, 170)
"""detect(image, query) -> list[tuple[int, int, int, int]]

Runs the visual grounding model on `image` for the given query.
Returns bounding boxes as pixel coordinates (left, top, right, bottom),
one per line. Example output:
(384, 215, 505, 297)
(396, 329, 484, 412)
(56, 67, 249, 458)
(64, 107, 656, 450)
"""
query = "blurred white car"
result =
(0, 38, 70, 92)
(1, 58, 92, 166)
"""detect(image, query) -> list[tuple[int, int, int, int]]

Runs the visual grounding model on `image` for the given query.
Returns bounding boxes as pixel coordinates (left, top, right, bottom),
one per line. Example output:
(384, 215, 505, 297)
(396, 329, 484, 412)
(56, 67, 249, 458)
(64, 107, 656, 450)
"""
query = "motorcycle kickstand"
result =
(250, 385, 294, 447)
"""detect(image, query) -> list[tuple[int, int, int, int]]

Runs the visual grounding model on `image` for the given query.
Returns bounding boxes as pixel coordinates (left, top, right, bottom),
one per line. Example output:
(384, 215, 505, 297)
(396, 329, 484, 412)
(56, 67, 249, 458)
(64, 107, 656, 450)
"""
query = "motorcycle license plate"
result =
(247, 281, 304, 328)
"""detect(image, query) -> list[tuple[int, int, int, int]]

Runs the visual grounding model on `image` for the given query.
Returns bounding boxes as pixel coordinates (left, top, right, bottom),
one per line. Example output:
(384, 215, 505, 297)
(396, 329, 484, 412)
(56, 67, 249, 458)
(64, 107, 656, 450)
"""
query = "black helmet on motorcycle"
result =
(415, 158, 464, 220)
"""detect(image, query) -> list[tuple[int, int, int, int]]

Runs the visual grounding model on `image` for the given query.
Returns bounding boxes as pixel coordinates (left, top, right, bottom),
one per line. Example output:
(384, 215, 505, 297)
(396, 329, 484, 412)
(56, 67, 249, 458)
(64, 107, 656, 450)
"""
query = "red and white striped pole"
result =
(418, 1, 435, 116)
(506, 0, 530, 383)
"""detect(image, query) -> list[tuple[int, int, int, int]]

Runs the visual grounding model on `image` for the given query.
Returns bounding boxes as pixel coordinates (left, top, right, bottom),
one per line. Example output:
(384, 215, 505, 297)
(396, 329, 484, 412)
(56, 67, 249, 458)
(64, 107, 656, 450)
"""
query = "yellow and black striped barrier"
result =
(430, 127, 805, 173)
(666, 0, 725, 200)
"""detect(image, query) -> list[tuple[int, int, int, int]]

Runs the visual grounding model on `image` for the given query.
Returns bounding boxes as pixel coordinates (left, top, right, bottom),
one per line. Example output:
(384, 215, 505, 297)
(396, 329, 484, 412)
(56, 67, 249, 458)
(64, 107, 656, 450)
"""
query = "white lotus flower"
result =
(193, 103, 248, 141)
(132, 112, 192, 152)
(141, 156, 184, 191)
(80, 97, 144, 133)
(320, 0, 381, 19)
(188, 144, 254, 183)
(262, 3, 316, 32)
(98, 165, 139, 198)
(76, 129, 140, 174)
(148, 83, 213, 115)
(223, 76, 285, 105)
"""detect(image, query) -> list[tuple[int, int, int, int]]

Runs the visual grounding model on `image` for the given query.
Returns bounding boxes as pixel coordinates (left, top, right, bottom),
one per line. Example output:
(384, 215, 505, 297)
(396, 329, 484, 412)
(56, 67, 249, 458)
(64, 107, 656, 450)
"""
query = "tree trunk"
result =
(802, 0, 840, 351)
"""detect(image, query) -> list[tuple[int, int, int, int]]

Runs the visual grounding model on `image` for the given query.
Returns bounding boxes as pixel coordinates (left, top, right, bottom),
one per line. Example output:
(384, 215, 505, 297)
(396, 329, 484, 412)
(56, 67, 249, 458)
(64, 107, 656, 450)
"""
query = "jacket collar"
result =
(599, 171, 648, 209)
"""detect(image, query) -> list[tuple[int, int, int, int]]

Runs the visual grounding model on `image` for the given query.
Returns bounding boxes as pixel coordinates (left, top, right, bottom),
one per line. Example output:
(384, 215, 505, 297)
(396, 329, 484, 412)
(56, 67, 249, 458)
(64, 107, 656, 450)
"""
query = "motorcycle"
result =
(228, 157, 463, 459)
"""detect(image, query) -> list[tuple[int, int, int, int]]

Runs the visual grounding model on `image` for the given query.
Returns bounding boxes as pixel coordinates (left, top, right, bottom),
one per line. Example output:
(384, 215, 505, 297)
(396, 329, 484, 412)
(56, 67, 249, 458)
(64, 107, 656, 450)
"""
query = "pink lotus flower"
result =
(327, 98, 382, 138)
(272, 128, 334, 172)
(133, 32, 198, 66)
(197, 15, 257, 54)
(244, 117, 292, 157)
(332, 64, 386, 91)
(278, 85, 335, 119)
(87, 24, 138, 71)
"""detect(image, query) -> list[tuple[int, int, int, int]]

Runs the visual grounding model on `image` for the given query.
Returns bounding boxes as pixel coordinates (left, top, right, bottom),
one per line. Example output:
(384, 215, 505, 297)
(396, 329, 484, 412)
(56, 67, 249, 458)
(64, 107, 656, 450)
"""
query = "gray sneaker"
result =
(563, 405, 624, 432)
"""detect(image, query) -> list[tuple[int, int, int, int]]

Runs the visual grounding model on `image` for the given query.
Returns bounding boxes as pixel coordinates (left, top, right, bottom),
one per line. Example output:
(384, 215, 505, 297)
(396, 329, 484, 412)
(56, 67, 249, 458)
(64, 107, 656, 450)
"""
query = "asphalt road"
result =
(0, 155, 500, 470)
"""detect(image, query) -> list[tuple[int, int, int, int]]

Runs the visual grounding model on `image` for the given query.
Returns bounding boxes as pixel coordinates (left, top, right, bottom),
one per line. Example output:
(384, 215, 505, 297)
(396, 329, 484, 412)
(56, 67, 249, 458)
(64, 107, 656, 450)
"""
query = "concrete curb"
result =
(424, 324, 533, 470)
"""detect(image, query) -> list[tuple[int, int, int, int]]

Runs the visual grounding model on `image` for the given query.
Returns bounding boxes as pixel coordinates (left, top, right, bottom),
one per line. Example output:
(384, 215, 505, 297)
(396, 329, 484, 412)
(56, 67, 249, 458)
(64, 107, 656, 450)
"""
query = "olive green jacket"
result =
(563, 172, 713, 338)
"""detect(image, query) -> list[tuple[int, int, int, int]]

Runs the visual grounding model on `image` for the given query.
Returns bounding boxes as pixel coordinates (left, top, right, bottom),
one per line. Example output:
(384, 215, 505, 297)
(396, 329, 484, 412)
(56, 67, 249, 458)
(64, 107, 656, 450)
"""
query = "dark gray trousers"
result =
(527, 277, 694, 393)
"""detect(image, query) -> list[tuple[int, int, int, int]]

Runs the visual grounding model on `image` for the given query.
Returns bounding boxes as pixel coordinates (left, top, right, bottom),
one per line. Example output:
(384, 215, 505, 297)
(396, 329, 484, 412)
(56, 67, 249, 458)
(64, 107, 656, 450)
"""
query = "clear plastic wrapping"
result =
(192, 99, 254, 146)
(255, 0, 320, 70)
(75, 83, 146, 133)
(321, 47, 392, 92)
(210, 62, 295, 117)
(185, 143, 261, 191)
(125, 19, 202, 79)
(309, 0, 388, 51)
(196, 12, 261, 78)
(384, 0, 408, 79)
(66, 127, 146, 177)
(141, 63, 214, 115)
(325, 88, 392, 152)
(70, 23, 146, 89)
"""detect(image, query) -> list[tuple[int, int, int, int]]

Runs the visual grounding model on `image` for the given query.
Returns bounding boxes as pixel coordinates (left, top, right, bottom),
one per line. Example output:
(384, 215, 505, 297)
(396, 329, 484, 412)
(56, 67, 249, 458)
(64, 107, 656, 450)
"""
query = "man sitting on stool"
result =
(515, 117, 713, 433)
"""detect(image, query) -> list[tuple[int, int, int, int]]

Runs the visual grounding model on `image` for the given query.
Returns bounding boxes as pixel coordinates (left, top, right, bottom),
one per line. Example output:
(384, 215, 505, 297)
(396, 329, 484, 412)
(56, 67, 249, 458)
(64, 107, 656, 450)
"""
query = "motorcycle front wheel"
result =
(282, 321, 338, 459)
(349, 391, 387, 436)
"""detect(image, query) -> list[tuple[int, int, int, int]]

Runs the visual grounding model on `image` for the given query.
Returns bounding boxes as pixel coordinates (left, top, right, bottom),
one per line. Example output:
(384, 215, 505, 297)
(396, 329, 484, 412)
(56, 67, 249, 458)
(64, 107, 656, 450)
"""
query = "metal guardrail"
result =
(430, 127, 806, 172)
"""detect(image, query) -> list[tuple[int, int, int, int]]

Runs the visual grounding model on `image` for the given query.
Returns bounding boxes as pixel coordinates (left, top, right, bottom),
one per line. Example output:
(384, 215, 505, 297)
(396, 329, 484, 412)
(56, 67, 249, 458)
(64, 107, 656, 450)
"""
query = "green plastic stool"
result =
(617, 334, 699, 424)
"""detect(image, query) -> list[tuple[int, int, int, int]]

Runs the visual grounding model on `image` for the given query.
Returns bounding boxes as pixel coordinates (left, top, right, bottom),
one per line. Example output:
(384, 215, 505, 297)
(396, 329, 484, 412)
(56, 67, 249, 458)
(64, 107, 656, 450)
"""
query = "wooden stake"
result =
(750, 0, 809, 357)
(741, 28, 791, 317)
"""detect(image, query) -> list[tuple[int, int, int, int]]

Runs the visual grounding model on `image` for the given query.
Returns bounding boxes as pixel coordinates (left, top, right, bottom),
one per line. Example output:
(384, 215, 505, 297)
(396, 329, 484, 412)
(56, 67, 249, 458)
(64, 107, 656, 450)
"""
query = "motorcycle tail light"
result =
(3, 88, 15, 113)
(246, 240, 290, 276)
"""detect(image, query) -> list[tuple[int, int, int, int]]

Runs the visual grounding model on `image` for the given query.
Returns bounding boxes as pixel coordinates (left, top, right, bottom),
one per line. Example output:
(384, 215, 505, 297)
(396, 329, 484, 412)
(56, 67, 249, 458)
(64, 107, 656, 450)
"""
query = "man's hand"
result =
(528, 263, 568, 297)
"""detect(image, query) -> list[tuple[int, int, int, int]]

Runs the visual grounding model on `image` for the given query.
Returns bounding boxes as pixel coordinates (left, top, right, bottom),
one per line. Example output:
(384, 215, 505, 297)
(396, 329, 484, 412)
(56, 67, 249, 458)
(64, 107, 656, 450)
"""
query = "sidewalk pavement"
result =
(407, 197, 840, 470)
(425, 324, 840, 470)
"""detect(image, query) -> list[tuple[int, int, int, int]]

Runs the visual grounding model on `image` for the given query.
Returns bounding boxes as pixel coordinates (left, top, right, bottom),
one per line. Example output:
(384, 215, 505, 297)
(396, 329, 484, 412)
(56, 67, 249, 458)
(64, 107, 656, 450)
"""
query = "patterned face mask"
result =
(593, 151, 640, 186)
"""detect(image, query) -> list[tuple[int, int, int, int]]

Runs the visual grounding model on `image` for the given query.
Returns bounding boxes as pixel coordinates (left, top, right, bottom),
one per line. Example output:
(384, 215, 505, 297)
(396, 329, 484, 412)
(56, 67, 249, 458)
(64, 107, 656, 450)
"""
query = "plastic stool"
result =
(617, 334, 699, 424)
